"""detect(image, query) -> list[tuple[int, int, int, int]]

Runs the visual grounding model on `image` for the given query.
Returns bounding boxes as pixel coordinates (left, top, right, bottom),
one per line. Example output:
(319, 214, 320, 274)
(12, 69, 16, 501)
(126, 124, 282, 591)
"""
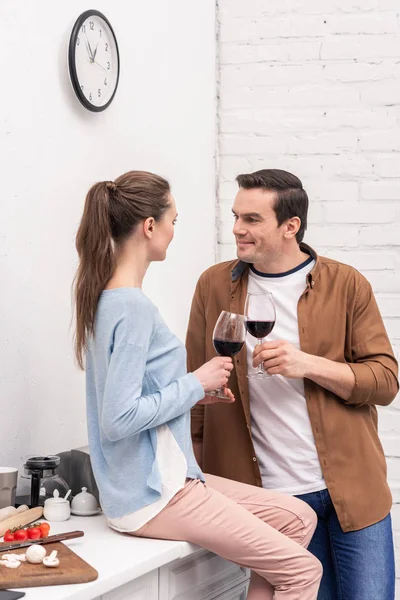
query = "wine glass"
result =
(245, 292, 276, 378)
(209, 311, 246, 399)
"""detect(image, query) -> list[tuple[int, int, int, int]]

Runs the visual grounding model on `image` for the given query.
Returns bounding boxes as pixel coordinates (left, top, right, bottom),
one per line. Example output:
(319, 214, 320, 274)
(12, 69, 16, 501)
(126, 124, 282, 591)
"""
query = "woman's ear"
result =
(144, 217, 155, 239)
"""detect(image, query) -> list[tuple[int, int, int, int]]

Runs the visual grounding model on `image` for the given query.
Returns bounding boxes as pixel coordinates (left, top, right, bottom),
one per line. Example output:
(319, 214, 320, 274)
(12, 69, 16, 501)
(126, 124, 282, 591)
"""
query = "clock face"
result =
(68, 11, 120, 112)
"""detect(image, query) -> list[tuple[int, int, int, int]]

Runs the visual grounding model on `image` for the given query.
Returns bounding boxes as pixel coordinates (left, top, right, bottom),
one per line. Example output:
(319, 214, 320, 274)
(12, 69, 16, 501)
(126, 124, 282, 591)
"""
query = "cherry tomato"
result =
(27, 527, 41, 540)
(14, 529, 28, 542)
(3, 531, 15, 542)
(39, 522, 50, 538)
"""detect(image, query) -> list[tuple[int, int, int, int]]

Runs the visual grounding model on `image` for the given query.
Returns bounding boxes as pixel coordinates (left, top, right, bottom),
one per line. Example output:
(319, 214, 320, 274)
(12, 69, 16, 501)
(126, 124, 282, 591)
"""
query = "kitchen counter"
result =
(14, 514, 205, 600)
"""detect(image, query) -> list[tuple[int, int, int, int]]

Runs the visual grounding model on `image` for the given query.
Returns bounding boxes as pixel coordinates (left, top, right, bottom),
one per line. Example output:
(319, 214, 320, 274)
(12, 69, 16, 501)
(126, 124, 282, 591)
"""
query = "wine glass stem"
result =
(211, 374, 230, 396)
(257, 339, 265, 375)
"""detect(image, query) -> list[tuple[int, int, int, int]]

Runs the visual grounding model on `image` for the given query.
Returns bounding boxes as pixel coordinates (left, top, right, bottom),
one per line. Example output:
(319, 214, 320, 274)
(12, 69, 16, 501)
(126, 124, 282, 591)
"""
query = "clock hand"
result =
(84, 38, 93, 62)
(84, 38, 91, 59)
(94, 59, 107, 71)
(93, 43, 99, 62)
(84, 32, 94, 62)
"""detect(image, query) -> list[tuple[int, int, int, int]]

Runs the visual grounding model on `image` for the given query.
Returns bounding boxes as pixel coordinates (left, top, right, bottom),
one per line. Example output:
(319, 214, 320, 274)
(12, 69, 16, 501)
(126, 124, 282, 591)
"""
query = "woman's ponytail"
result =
(74, 182, 115, 369)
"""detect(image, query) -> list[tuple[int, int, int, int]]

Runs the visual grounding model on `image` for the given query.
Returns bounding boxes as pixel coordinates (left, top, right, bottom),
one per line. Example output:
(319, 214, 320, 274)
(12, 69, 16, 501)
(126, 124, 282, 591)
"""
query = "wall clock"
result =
(68, 10, 120, 112)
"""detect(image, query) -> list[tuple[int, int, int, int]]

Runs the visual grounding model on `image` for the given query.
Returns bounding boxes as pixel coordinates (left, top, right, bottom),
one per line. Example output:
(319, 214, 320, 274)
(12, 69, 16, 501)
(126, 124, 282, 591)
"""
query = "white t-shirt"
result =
(247, 256, 326, 496)
(107, 423, 187, 532)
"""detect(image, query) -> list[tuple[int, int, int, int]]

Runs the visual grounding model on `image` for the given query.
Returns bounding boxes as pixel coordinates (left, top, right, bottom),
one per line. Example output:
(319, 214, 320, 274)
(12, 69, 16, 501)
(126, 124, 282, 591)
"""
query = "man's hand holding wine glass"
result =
(253, 339, 312, 378)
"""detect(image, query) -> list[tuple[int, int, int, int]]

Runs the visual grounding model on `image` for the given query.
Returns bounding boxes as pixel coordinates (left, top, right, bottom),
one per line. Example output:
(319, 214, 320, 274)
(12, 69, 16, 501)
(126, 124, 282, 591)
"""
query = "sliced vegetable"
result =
(43, 550, 59, 568)
(0, 559, 20, 568)
(2, 553, 26, 562)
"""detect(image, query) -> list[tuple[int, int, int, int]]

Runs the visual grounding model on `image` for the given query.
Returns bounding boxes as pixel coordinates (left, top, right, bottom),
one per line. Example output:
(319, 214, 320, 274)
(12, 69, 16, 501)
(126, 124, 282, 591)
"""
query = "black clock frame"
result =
(68, 9, 120, 113)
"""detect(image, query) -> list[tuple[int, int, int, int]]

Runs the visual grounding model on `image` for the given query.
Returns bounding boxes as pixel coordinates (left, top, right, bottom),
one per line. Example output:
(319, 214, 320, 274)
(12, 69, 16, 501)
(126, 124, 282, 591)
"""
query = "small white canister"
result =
(43, 489, 71, 522)
(71, 487, 99, 516)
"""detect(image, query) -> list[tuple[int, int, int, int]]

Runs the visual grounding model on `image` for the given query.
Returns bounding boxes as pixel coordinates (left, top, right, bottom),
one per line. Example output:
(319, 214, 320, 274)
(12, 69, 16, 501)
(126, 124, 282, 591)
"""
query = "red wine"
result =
(213, 339, 244, 357)
(246, 320, 275, 339)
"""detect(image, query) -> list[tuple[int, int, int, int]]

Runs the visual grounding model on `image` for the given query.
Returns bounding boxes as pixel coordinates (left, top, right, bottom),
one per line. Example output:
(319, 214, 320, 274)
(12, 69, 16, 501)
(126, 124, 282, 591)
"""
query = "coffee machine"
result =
(16, 455, 70, 507)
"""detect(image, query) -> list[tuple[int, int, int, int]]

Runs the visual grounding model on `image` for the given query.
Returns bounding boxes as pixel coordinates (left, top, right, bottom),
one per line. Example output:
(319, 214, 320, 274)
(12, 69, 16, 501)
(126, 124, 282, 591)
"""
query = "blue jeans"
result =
(296, 488, 395, 600)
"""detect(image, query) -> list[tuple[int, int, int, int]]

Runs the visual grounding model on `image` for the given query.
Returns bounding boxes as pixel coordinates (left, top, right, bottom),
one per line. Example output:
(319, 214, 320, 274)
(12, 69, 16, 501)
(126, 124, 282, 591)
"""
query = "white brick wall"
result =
(217, 0, 400, 592)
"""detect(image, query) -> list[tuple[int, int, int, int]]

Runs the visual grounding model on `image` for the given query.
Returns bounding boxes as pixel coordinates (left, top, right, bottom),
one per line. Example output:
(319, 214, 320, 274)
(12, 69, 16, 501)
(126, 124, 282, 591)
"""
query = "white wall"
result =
(0, 0, 216, 471)
(217, 0, 400, 590)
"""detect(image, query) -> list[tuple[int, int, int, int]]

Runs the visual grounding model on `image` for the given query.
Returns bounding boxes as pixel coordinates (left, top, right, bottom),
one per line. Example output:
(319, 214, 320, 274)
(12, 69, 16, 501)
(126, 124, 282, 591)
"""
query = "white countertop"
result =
(14, 514, 201, 599)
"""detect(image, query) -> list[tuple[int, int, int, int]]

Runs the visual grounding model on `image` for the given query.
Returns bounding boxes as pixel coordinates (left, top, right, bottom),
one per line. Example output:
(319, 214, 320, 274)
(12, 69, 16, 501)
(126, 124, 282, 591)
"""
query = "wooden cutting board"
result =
(0, 542, 98, 589)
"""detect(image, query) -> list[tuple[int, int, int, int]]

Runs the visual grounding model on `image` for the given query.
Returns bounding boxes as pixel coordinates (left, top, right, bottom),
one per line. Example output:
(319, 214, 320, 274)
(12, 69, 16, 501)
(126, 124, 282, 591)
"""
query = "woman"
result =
(74, 170, 322, 599)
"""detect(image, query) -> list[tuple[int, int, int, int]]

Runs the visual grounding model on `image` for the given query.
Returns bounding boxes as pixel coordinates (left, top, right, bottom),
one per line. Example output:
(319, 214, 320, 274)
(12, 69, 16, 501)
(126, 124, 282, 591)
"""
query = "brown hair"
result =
(236, 169, 308, 243)
(74, 170, 171, 369)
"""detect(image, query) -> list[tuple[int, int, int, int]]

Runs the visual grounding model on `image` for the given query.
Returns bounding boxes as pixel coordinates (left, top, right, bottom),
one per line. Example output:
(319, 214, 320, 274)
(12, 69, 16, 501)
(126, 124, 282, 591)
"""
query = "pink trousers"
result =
(131, 475, 322, 599)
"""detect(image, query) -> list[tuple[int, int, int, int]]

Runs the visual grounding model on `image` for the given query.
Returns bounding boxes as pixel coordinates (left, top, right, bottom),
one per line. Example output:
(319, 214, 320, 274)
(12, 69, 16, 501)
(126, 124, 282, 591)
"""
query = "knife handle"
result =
(41, 530, 84, 544)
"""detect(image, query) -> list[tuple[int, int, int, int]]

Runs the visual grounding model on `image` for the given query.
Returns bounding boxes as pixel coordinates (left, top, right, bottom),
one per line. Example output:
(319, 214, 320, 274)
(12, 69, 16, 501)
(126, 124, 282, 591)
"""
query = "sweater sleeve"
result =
(100, 307, 205, 441)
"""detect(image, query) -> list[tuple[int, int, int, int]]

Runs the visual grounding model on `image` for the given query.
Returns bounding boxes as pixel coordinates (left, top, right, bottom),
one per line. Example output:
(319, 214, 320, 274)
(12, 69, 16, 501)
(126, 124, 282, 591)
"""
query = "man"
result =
(186, 169, 398, 600)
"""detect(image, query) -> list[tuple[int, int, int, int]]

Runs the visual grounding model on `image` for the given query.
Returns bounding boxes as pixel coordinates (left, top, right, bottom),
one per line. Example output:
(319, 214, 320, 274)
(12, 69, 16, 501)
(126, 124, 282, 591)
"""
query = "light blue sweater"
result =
(86, 288, 205, 519)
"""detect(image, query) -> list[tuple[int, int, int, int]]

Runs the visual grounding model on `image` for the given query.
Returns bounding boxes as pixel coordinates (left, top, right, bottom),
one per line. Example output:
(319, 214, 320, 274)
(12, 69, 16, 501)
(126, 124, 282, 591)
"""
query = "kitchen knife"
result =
(0, 530, 84, 552)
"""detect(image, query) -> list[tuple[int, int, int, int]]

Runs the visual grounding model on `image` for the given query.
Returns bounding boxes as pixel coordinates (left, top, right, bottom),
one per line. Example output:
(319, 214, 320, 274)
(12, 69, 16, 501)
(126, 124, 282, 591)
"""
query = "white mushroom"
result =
(2, 553, 26, 562)
(43, 550, 59, 568)
(25, 544, 47, 564)
(1, 559, 21, 568)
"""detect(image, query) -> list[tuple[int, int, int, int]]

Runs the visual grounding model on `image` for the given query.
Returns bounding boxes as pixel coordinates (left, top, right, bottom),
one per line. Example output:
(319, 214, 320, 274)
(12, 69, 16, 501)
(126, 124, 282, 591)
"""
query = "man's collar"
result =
(231, 242, 320, 285)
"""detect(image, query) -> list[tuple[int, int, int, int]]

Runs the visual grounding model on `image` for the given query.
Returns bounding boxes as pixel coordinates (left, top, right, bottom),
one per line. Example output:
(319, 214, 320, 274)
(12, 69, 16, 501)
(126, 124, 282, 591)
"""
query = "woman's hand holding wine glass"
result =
(209, 311, 246, 399)
(198, 385, 235, 405)
(194, 356, 234, 403)
(193, 311, 246, 404)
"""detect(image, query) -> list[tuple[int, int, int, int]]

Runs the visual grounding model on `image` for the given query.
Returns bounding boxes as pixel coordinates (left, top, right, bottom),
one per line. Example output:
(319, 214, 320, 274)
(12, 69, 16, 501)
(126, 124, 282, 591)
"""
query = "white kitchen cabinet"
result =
(213, 580, 249, 600)
(159, 549, 249, 600)
(101, 570, 158, 600)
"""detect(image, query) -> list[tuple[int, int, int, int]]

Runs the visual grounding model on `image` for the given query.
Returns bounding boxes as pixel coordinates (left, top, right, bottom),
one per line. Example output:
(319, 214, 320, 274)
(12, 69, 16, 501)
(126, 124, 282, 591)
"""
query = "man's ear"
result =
(284, 217, 301, 240)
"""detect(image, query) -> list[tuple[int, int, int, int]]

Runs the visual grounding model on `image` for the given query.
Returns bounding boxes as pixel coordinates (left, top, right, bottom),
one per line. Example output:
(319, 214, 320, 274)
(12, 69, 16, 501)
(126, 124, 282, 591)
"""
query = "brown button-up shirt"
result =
(186, 244, 399, 532)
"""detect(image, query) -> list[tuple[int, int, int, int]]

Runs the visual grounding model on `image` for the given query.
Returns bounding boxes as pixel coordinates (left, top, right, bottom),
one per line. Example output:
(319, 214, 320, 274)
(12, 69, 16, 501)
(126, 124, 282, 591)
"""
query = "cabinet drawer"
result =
(213, 580, 250, 600)
(159, 550, 249, 600)
(102, 570, 158, 600)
